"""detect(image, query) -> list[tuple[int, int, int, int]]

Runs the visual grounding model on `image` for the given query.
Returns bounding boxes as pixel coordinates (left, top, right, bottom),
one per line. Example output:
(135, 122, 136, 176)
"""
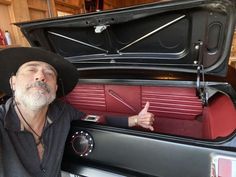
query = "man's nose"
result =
(35, 70, 46, 82)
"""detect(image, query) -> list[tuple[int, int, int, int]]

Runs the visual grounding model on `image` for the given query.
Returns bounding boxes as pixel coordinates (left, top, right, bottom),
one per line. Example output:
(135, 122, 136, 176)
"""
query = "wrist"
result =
(134, 117, 138, 126)
(128, 115, 139, 127)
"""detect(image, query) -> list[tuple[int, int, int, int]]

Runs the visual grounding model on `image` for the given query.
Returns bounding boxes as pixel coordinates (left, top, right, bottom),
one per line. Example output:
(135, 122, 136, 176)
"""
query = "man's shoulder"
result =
(49, 99, 82, 116)
(51, 99, 75, 110)
(0, 95, 11, 105)
(0, 97, 12, 121)
(0, 104, 5, 114)
(0, 102, 7, 126)
(0, 104, 4, 122)
(50, 99, 85, 121)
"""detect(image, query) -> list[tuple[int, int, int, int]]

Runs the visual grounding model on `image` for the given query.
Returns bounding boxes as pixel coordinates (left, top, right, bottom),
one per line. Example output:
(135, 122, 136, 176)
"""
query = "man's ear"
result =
(9, 75, 16, 91)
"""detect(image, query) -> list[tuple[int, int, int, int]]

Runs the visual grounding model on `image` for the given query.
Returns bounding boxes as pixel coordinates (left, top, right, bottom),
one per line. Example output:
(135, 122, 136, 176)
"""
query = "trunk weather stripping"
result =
(47, 31, 109, 53)
(117, 15, 186, 53)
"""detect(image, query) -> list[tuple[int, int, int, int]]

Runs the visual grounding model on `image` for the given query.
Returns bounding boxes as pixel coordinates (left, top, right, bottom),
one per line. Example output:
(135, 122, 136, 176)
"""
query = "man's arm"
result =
(106, 102, 155, 130)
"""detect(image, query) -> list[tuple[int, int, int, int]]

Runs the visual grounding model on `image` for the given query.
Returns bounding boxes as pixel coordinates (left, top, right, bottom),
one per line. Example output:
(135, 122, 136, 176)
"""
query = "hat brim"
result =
(0, 47, 78, 98)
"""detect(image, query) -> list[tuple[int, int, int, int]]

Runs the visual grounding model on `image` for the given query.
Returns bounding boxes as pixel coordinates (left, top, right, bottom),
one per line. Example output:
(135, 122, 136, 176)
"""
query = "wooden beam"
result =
(28, 4, 47, 12)
(55, 0, 79, 10)
(47, 0, 57, 17)
(8, 0, 30, 46)
(0, 0, 11, 5)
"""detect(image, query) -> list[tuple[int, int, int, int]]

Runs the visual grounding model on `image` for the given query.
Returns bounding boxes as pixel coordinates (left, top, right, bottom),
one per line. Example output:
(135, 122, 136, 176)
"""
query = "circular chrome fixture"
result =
(71, 131, 94, 156)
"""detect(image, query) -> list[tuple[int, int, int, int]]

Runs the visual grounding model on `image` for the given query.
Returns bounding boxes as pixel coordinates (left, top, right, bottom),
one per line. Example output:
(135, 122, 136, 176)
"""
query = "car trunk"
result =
(15, 0, 236, 141)
(61, 78, 236, 177)
(64, 80, 236, 140)
(14, 0, 236, 176)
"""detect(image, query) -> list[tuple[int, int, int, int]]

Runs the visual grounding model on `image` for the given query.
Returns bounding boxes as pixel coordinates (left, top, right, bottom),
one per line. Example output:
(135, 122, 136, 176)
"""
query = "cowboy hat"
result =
(0, 47, 78, 97)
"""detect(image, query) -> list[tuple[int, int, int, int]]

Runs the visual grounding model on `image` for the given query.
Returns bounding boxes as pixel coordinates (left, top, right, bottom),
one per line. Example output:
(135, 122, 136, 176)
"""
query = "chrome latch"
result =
(94, 25, 108, 33)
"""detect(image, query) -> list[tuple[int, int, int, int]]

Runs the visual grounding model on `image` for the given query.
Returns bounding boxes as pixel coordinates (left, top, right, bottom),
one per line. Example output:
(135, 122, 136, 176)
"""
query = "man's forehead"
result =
(18, 61, 57, 74)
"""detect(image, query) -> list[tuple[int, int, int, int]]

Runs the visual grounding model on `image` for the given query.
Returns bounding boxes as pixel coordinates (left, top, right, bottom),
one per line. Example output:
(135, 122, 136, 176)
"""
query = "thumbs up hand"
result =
(128, 102, 155, 131)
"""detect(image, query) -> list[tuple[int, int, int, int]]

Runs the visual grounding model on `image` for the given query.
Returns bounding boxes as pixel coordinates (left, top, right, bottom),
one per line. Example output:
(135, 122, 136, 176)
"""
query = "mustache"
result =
(26, 81, 50, 93)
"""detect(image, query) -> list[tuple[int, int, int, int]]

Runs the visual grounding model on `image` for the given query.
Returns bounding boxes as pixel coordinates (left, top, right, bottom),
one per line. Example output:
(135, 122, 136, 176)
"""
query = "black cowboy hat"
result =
(0, 47, 78, 98)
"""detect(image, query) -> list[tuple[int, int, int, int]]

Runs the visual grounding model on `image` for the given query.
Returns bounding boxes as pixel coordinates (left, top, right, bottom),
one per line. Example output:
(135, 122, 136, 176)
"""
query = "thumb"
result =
(139, 101, 150, 116)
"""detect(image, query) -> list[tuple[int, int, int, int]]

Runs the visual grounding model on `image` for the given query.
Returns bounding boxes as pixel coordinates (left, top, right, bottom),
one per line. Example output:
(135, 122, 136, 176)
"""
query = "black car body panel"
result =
(62, 122, 236, 177)
(17, 0, 236, 76)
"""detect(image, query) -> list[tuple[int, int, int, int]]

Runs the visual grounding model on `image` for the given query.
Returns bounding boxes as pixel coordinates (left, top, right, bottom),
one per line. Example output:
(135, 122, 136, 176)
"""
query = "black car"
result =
(17, 0, 236, 176)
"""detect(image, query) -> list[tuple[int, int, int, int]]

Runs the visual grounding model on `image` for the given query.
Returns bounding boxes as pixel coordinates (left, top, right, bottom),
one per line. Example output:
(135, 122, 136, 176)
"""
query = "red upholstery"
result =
(66, 84, 205, 138)
(66, 84, 236, 139)
(142, 86, 202, 120)
(154, 117, 203, 138)
(66, 84, 106, 111)
(67, 84, 203, 119)
(105, 85, 141, 114)
(202, 94, 236, 139)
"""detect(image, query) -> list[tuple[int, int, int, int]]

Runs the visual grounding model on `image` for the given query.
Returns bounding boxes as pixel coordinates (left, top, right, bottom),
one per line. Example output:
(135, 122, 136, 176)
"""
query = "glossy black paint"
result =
(16, 0, 236, 76)
(62, 121, 236, 177)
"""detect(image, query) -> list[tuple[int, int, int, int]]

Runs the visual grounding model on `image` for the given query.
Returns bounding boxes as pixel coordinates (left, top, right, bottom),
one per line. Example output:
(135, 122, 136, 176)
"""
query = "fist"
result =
(129, 102, 155, 131)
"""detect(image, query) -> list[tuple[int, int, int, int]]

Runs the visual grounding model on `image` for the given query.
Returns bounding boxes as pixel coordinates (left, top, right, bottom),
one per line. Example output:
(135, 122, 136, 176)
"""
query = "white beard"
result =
(15, 84, 56, 111)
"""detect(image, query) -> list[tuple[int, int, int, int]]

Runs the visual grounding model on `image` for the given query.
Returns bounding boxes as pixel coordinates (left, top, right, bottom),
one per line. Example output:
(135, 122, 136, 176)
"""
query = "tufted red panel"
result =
(142, 86, 202, 120)
(66, 84, 106, 111)
(67, 84, 203, 119)
(66, 84, 236, 139)
(66, 84, 205, 138)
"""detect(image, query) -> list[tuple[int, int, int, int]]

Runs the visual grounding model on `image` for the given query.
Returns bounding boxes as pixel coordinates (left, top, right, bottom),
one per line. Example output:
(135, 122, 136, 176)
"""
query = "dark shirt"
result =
(0, 98, 85, 177)
(0, 98, 128, 177)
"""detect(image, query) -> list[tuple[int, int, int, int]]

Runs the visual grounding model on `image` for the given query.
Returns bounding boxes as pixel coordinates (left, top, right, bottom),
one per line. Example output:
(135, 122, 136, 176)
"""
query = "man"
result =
(0, 47, 154, 177)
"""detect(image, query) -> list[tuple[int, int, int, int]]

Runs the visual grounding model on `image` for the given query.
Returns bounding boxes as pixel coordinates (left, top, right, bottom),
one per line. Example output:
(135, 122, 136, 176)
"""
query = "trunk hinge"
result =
(196, 65, 208, 106)
(194, 41, 203, 65)
(195, 41, 208, 106)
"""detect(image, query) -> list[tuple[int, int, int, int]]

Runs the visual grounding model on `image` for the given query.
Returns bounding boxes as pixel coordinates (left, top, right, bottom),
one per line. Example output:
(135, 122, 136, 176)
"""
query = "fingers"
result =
(132, 101, 155, 131)
(138, 101, 150, 116)
(143, 101, 150, 114)
(138, 113, 155, 131)
(139, 118, 154, 125)
(139, 112, 154, 119)
(138, 123, 154, 131)
(139, 113, 154, 121)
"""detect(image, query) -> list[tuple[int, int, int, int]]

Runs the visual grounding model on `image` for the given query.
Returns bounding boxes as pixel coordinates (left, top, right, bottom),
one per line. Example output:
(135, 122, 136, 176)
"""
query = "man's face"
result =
(10, 61, 58, 110)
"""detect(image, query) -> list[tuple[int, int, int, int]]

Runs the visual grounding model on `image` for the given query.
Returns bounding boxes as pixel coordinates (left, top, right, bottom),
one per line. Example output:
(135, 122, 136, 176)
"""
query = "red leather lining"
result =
(142, 86, 202, 120)
(66, 84, 236, 139)
(105, 85, 141, 114)
(67, 84, 202, 119)
(155, 117, 203, 138)
(66, 84, 106, 111)
(202, 94, 236, 139)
